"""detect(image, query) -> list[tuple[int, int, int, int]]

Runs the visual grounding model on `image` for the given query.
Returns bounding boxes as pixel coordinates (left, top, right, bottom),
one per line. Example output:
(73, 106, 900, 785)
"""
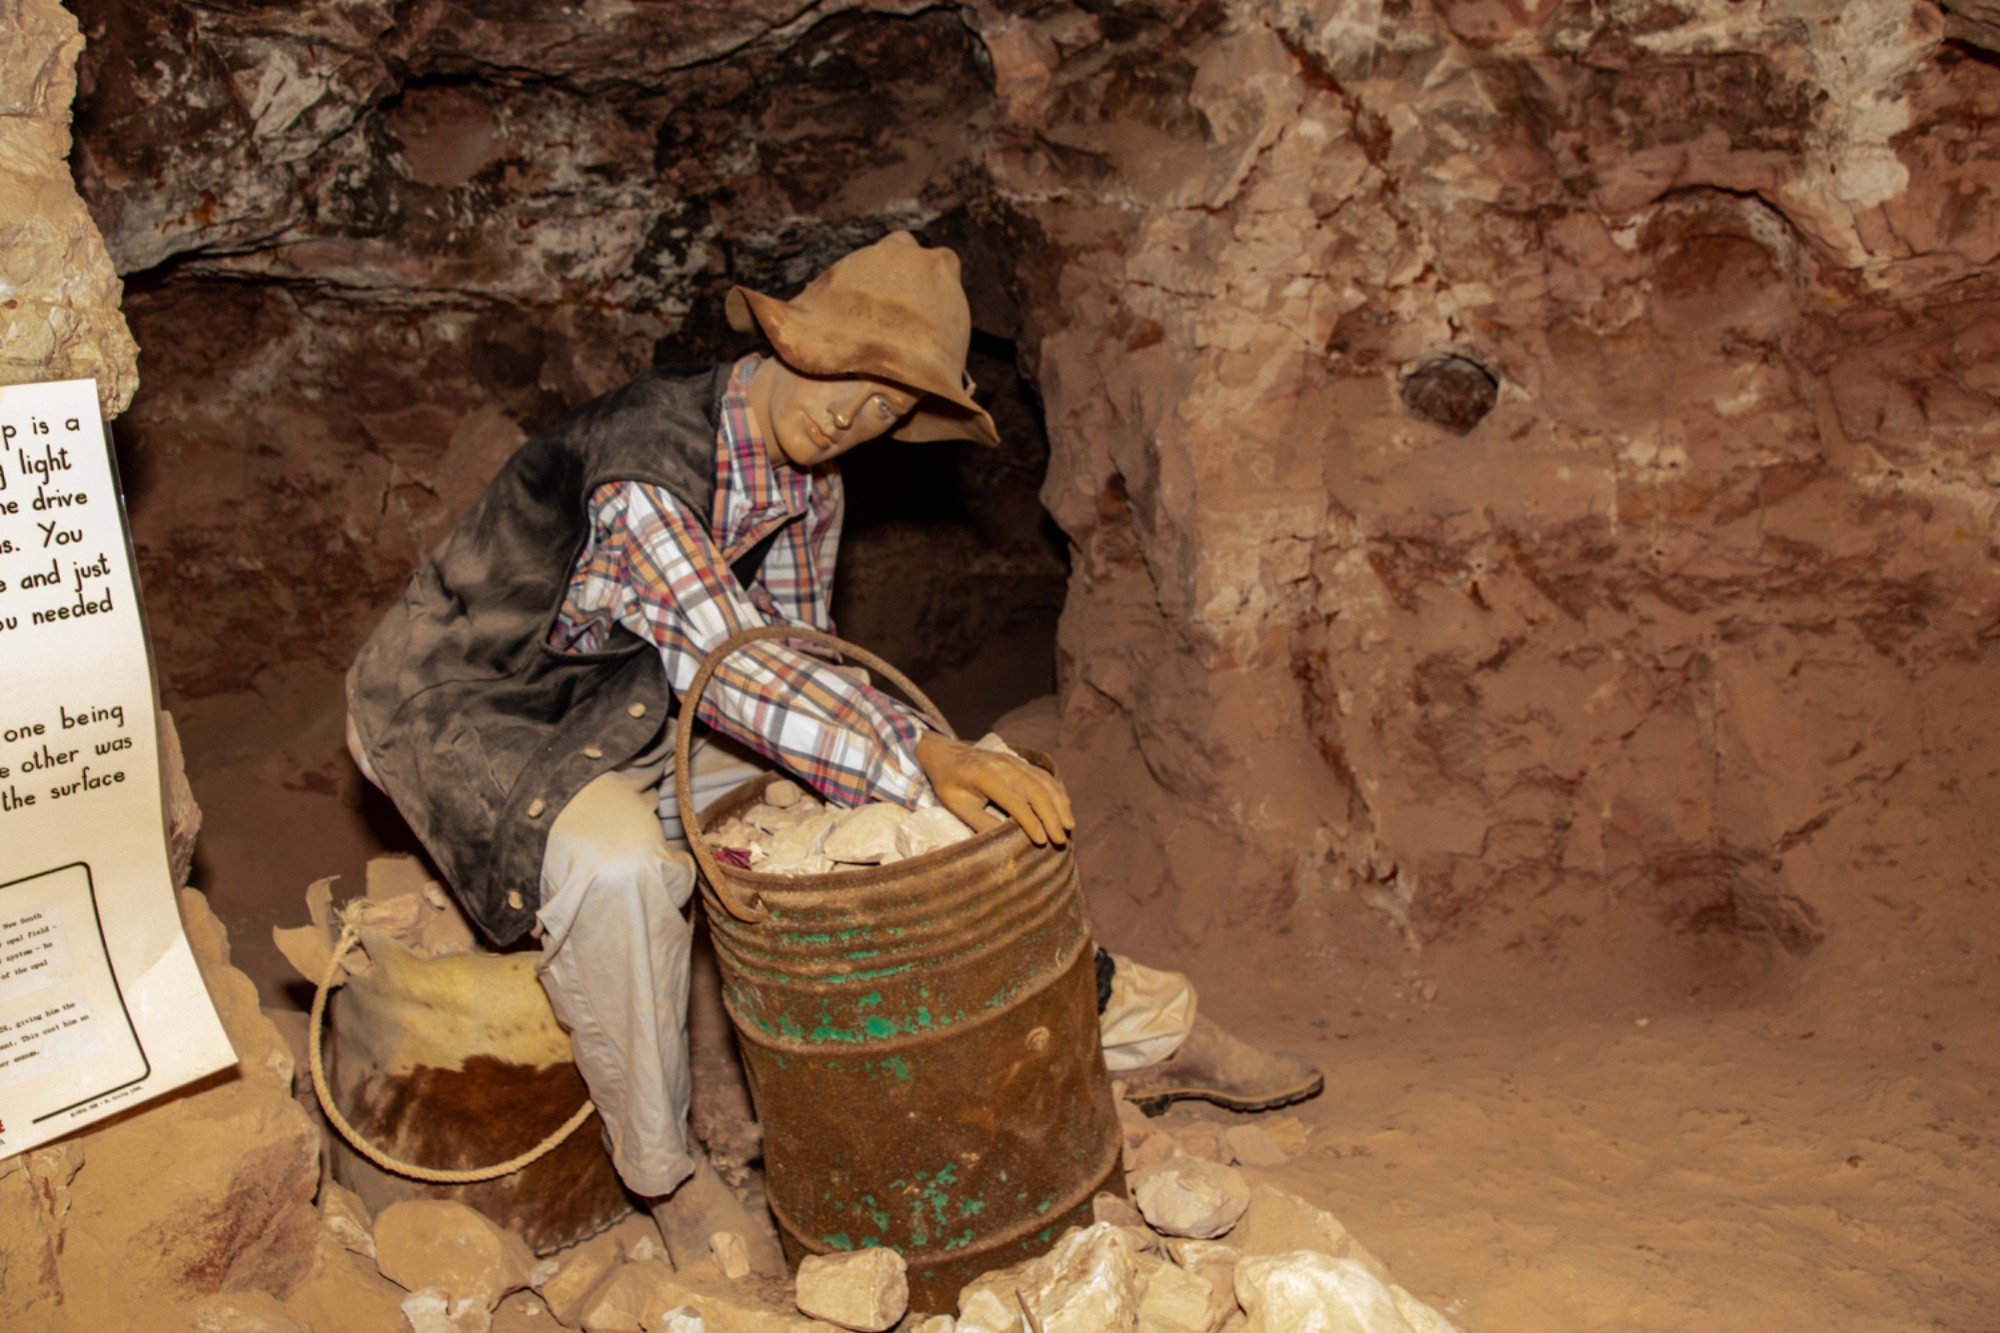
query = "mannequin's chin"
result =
(774, 435, 826, 469)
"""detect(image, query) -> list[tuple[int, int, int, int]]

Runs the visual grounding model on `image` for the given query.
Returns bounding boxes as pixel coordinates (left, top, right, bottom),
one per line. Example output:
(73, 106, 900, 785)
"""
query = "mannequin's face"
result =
(750, 359, 921, 469)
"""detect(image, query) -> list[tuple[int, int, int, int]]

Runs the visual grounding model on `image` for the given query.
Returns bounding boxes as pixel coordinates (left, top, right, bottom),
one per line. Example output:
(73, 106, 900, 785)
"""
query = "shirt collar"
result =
(716, 354, 814, 537)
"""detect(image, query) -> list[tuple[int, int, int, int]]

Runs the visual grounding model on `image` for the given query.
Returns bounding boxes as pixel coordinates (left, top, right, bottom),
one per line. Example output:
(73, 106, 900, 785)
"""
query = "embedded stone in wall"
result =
(1398, 356, 1498, 436)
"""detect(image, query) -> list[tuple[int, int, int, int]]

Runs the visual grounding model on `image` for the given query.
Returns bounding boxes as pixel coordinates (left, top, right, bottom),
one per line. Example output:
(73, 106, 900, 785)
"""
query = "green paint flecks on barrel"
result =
(695, 748, 1125, 1315)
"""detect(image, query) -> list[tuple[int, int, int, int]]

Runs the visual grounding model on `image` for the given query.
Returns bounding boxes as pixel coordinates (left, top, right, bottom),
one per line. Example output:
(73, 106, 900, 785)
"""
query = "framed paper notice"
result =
(0, 378, 233, 1155)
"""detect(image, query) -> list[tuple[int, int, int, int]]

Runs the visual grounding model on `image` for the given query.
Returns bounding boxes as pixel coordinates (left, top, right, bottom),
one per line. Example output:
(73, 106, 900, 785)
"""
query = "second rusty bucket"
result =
(677, 626, 1123, 1313)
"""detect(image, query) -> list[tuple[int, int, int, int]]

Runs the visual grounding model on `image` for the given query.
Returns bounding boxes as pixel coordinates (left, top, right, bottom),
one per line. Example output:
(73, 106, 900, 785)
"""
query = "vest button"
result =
(628, 702, 648, 718)
(526, 798, 547, 818)
(506, 891, 525, 910)
(584, 746, 603, 759)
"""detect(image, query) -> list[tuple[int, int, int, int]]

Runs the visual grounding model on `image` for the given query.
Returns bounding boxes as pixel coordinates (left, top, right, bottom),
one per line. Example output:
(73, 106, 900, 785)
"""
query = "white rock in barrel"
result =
(373, 1199, 535, 1313)
(823, 803, 908, 865)
(1235, 1252, 1459, 1333)
(795, 1248, 910, 1332)
(760, 810, 839, 875)
(898, 804, 977, 858)
(1132, 1158, 1252, 1239)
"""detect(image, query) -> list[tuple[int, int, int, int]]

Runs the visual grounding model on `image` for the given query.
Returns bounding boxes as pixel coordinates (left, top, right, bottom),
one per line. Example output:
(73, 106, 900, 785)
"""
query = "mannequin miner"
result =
(345, 232, 1322, 1266)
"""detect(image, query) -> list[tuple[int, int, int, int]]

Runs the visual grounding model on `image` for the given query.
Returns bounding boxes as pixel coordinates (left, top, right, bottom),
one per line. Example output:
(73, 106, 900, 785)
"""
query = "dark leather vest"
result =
(346, 364, 733, 945)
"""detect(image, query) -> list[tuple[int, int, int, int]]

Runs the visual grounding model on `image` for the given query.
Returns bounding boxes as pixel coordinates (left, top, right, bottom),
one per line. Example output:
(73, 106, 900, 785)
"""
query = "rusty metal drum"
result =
(679, 627, 1124, 1313)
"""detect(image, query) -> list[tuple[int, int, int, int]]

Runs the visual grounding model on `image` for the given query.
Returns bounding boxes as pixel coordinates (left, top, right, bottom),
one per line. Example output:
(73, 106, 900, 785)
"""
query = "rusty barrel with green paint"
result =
(677, 628, 1125, 1313)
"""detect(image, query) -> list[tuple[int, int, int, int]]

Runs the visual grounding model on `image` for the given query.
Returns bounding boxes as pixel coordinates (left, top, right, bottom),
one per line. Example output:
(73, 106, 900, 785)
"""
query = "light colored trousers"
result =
(532, 735, 1197, 1200)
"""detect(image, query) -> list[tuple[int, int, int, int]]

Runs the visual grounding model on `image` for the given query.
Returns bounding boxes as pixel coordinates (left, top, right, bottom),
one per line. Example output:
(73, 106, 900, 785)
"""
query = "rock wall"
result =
(65, 1, 2000, 989)
(0, 716, 380, 1331)
(0, 0, 135, 414)
(977, 0, 2000, 982)
(72, 0, 1064, 710)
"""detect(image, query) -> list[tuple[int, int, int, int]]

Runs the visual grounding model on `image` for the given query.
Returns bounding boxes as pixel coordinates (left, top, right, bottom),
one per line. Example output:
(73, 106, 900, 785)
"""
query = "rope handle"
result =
(307, 916, 596, 1184)
(675, 624, 956, 923)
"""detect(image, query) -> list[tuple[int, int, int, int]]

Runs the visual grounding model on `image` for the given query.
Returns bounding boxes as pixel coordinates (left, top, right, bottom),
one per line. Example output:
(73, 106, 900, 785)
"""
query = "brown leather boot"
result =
(648, 1157, 789, 1277)
(1118, 1015, 1324, 1116)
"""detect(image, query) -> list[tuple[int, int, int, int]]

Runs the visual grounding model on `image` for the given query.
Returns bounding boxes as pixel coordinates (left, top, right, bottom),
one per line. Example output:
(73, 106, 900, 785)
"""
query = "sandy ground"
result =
(172, 665, 2000, 1331)
(1179, 977, 1999, 1331)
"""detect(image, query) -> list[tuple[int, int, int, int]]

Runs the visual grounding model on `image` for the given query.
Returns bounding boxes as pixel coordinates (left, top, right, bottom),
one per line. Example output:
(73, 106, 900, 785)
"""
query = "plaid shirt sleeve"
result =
(561, 480, 936, 809)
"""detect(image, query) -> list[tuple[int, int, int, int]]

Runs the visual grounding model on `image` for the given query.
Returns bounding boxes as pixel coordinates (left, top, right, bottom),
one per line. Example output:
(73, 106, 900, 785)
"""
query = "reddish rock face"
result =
(70, 1, 2000, 995)
(980, 0, 2000, 990)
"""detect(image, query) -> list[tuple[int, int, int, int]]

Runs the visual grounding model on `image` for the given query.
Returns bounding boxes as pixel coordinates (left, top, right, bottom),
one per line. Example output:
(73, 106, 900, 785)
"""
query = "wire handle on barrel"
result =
(676, 624, 956, 923)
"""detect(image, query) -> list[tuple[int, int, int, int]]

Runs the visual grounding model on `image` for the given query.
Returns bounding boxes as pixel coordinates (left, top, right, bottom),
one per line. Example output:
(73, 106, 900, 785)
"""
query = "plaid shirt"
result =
(549, 356, 934, 808)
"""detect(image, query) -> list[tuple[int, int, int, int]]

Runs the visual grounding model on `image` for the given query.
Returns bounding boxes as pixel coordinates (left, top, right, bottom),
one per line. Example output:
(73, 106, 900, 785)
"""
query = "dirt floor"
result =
(173, 664, 2000, 1332)
(1191, 974, 1999, 1331)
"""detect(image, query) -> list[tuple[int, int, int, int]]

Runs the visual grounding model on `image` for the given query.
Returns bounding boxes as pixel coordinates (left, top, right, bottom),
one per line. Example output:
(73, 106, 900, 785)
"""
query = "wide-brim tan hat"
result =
(725, 231, 1001, 448)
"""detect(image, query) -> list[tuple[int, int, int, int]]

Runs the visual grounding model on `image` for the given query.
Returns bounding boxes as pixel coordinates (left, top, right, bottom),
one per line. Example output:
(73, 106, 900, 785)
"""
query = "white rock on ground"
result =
(1125, 1131, 1178, 1176)
(1093, 1192, 1148, 1230)
(957, 1285, 1024, 1333)
(567, 1250, 847, 1333)
(1166, 1123, 1234, 1165)
(374, 1199, 537, 1314)
(1234, 1252, 1458, 1333)
(1221, 1125, 1288, 1169)
(1230, 1187, 1392, 1284)
(321, 1181, 377, 1259)
(575, 1258, 681, 1331)
(1132, 1159, 1252, 1239)
(531, 1224, 627, 1327)
(1013, 1222, 1141, 1333)
(191, 1290, 314, 1332)
(794, 1248, 910, 1331)
(711, 1230, 752, 1280)
(1167, 1240, 1243, 1331)
(1256, 1118, 1312, 1156)
(1136, 1256, 1216, 1332)
(492, 1290, 558, 1332)
(401, 1286, 495, 1333)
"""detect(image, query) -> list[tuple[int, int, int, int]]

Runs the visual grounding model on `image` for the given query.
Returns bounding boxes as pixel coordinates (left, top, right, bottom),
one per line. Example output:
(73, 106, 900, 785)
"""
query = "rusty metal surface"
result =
(698, 751, 1125, 1312)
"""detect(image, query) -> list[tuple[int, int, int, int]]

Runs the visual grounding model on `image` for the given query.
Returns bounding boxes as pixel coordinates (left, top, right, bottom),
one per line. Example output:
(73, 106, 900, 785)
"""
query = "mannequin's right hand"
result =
(914, 732, 1075, 846)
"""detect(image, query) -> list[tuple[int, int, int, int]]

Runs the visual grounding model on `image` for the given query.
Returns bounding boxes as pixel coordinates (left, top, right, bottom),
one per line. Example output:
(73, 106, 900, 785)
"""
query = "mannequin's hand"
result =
(914, 732, 1075, 846)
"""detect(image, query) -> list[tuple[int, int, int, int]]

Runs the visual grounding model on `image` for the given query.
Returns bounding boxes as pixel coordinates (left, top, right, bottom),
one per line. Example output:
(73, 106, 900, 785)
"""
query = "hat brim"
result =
(727, 285, 1001, 448)
(892, 400, 1003, 449)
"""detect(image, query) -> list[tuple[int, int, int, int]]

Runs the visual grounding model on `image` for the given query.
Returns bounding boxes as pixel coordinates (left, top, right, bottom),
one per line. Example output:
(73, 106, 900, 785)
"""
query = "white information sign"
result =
(0, 378, 233, 1155)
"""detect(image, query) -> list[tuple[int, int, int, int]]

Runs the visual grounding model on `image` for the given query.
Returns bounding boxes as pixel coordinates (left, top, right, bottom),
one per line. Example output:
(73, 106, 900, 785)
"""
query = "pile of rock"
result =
(342, 1161, 1454, 1333)
(357, 1194, 856, 1333)
(936, 1139, 1458, 1333)
(326, 1080, 1455, 1333)
(703, 734, 1026, 876)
